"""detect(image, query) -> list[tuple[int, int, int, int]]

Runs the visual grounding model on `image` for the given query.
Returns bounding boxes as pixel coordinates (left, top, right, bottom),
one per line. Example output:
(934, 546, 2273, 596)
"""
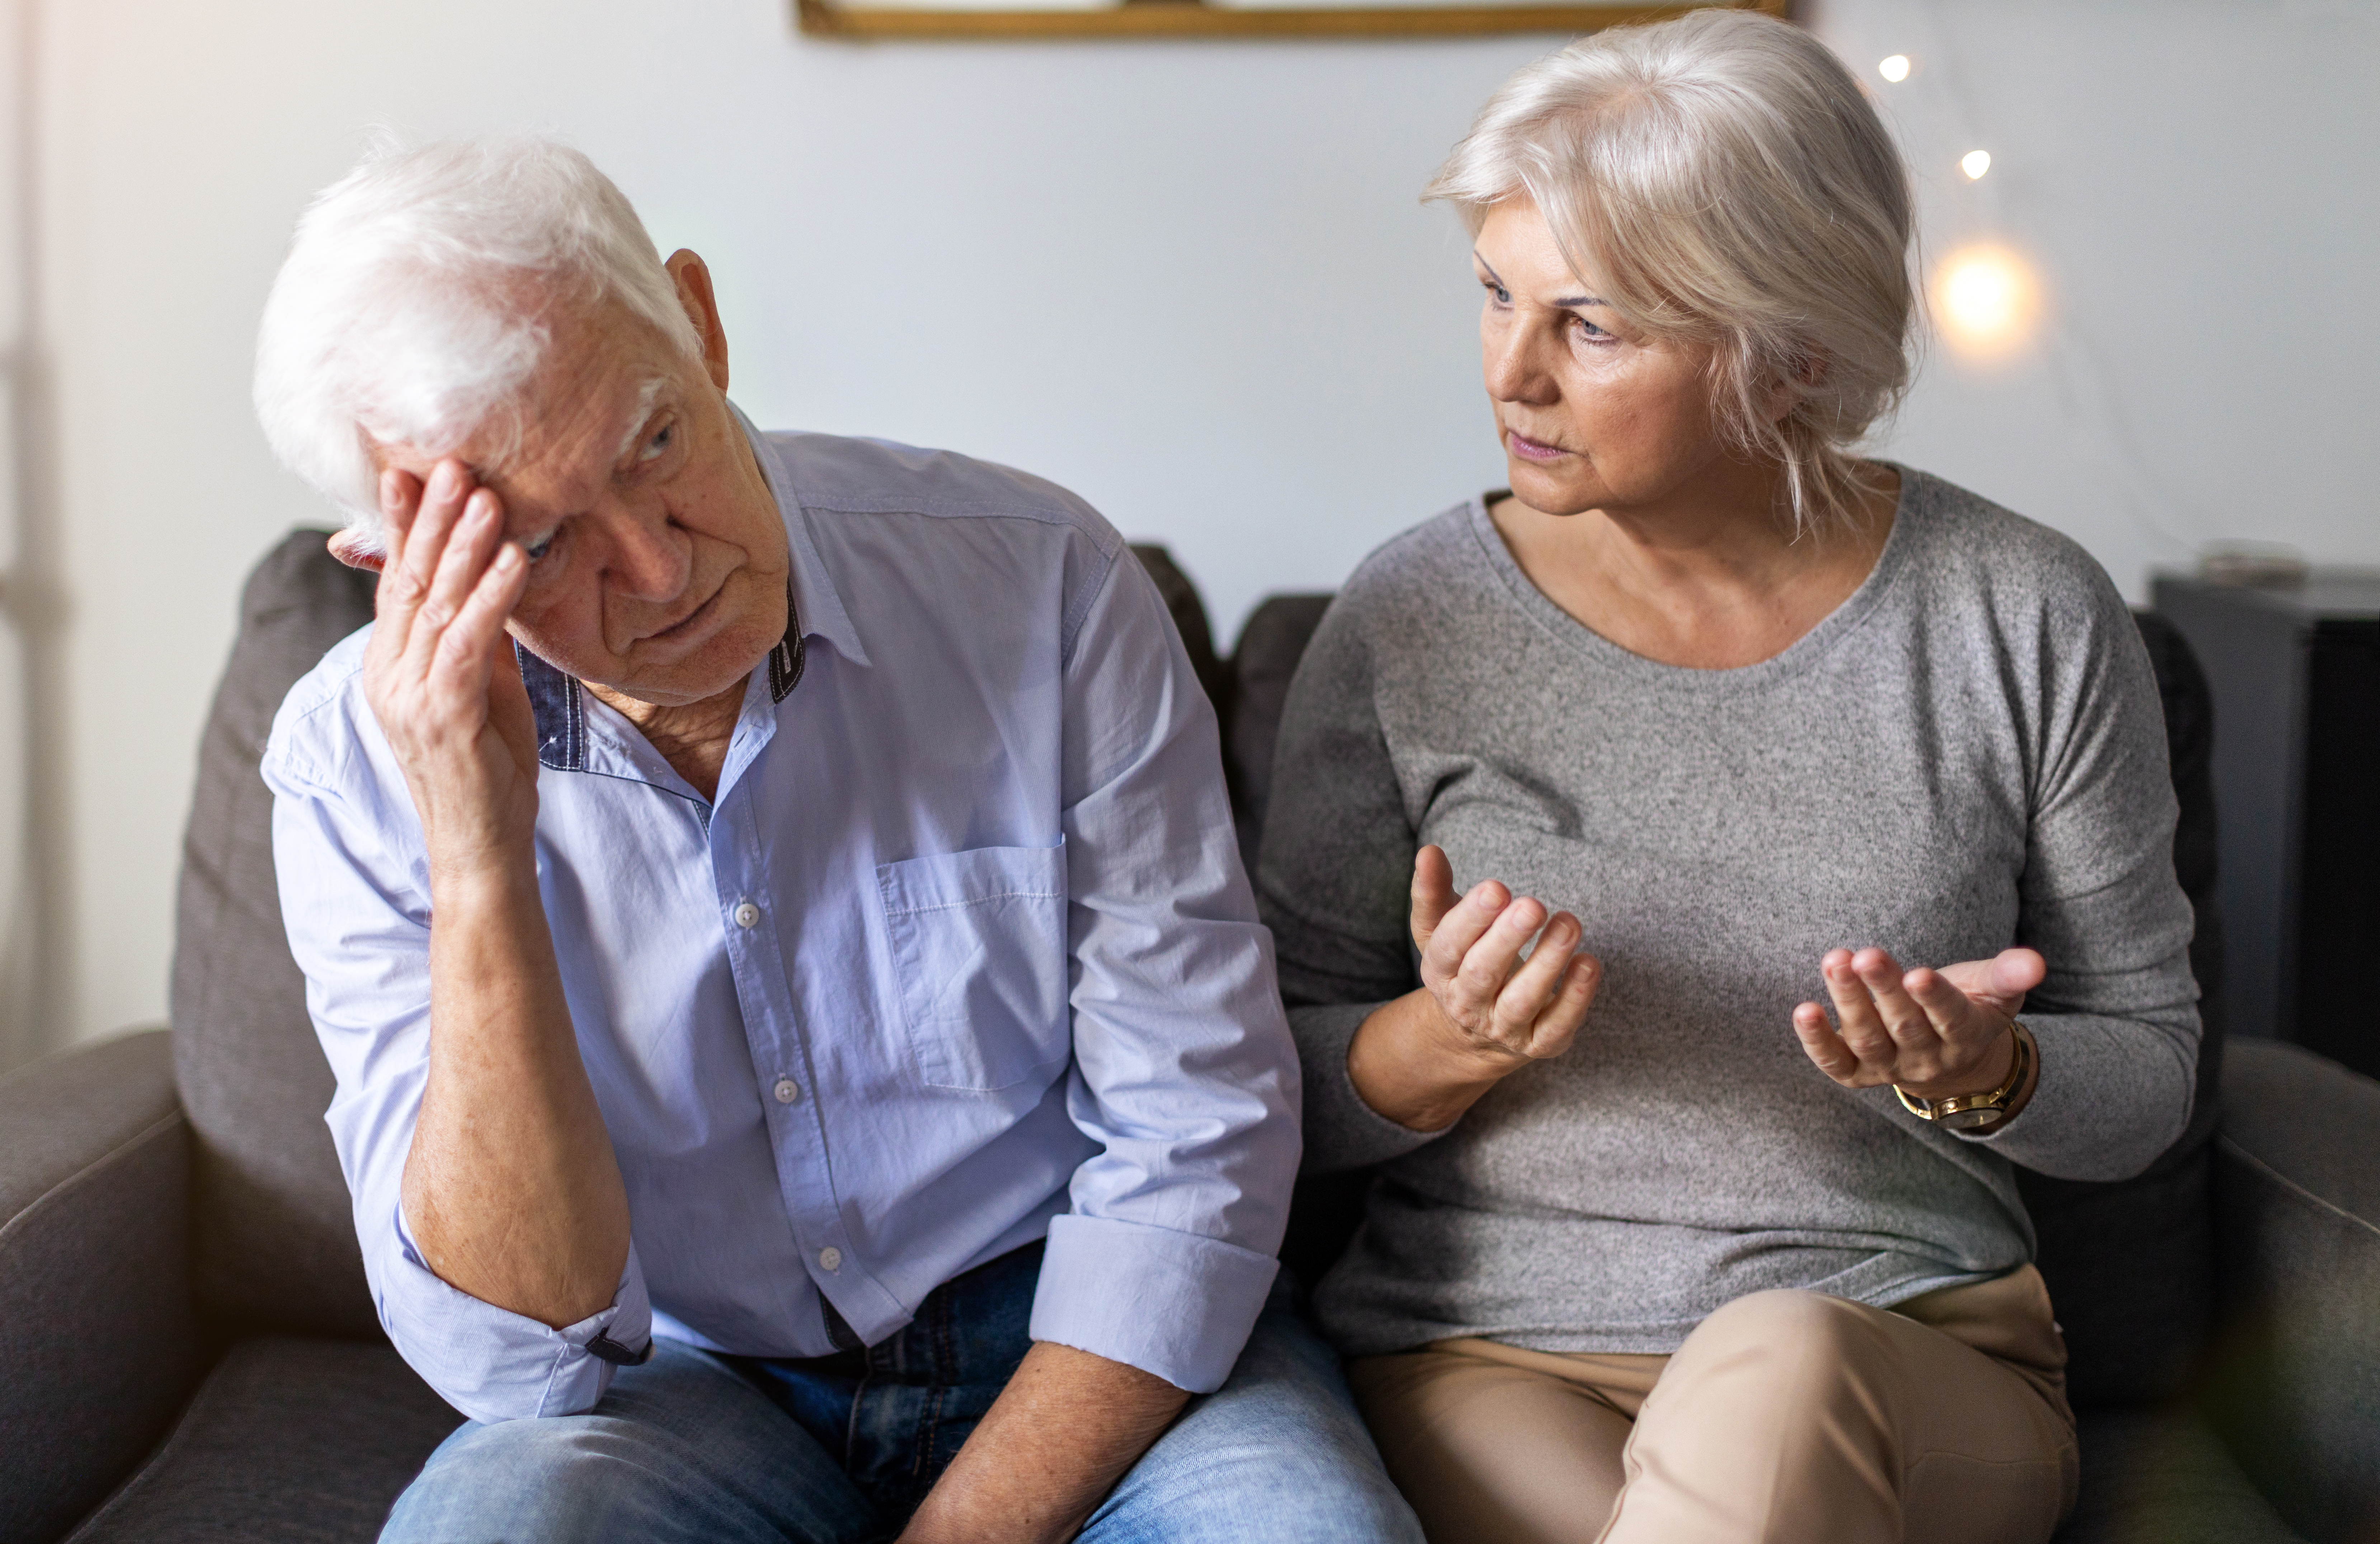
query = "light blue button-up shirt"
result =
(263, 418, 1299, 1423)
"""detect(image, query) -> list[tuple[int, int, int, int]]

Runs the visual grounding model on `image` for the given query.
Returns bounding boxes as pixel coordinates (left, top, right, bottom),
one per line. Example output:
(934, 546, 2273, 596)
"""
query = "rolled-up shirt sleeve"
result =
(1031, 546, 1299, 1394)
(263, 678, 651, 1423)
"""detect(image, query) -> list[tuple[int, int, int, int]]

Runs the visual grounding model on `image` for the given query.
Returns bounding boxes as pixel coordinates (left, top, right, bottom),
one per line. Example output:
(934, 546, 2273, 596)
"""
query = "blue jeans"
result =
(381, 1245, 1419, 1543)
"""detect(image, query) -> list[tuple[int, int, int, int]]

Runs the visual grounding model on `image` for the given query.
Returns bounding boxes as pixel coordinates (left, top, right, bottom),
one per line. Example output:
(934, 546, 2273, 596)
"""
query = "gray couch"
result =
(1, 534, 2374, 1543)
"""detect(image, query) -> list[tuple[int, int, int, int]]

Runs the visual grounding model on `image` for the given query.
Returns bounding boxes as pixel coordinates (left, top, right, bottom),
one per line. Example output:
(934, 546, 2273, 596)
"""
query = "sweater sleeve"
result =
(1253, 597, 1451, 1175)
(1964, 562, 2202, 1181)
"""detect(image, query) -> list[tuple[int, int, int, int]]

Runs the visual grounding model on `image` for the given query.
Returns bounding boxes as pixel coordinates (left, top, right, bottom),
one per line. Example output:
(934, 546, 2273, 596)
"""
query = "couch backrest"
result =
(170, 534, 2231, 1404)
(173, 531, 380, 1337)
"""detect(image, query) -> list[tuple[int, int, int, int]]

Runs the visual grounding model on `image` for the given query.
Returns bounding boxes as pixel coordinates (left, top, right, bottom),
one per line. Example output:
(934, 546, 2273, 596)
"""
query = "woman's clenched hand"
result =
(358, 459, 540, 881)
(1345, 846, 1602, 1133)
(1791, 946, 2045, 1104)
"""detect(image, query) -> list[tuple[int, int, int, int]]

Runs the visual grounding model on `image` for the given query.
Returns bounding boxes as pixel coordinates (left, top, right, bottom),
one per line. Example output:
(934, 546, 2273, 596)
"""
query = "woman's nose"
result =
(1483, 326, 1556, 406)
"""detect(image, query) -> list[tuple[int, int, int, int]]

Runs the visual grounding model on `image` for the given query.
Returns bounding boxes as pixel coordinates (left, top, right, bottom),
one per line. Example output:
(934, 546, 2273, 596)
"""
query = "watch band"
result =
(1895, 1021, 2033, 1133)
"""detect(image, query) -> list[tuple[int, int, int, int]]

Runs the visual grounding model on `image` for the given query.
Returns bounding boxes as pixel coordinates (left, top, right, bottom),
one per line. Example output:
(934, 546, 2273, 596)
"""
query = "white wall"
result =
(4, 0, 2375, 1063)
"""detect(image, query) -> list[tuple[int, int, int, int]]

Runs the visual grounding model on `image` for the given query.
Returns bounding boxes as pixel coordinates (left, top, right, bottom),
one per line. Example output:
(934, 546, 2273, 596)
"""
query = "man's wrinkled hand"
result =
(357, 458, 540, 876)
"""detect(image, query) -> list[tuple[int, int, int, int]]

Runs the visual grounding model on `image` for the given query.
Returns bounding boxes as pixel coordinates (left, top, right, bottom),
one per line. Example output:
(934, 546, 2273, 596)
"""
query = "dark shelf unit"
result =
(2151, 571, 2380, 1079)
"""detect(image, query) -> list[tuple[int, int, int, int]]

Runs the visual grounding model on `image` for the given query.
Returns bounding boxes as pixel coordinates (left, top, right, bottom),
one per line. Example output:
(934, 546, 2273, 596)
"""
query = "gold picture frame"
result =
(796, 0, 1789, 44)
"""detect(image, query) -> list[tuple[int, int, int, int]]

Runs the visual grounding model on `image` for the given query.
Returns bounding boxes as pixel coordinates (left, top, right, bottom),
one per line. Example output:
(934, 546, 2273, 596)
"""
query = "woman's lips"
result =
(1505, 429, 1571, 464)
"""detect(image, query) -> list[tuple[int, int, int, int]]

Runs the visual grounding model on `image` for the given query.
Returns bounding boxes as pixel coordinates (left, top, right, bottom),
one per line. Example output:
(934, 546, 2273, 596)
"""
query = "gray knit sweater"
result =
(1257, 469, 2200, 1358)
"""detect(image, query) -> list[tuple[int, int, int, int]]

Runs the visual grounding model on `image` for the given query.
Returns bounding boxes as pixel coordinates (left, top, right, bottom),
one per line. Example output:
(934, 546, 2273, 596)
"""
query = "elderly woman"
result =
(1257, 12, 2197, 1544)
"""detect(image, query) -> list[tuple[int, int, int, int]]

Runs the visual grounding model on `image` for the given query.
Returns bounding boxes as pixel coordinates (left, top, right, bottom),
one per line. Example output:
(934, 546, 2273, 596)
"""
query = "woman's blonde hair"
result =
(1425, 8, 1914, 535)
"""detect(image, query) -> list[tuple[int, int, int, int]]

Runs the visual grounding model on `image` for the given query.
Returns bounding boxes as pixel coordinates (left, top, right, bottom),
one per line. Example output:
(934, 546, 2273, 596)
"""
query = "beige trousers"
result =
(1346, 1266, 2079, 1544)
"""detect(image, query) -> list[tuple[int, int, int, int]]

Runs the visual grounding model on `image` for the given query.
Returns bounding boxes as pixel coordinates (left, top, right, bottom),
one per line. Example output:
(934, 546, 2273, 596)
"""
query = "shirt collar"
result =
(737, 404, 869, 669)
(515, 402, 864, 773)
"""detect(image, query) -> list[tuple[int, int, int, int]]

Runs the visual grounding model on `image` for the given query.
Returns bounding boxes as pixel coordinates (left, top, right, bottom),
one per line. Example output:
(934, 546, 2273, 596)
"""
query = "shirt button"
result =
(819, 1247, 843, 1272)
(773, 1077, 800, 1105)
(732, 901, 762, 929)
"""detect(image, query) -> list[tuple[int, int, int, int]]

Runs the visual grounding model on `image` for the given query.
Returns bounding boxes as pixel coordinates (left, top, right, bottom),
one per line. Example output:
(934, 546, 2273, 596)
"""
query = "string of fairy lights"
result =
(1864, 30, 2201, 562)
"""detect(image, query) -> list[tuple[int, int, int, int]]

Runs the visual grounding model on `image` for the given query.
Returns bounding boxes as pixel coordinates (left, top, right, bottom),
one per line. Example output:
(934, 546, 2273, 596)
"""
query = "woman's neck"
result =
(1490, 462, 1899, 671)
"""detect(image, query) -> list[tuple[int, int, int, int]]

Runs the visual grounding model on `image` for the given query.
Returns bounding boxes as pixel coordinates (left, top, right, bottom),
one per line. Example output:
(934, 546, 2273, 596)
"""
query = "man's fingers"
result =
(1409, 846, 1460, 950)
(393, 459, 473, 610)
(402, 487, 506, 685)
(425, 543, 529, 700)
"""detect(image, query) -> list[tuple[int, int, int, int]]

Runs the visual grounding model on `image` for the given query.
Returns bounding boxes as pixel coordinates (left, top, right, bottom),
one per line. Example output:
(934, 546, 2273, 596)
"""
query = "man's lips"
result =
(643, 583, 725, 646)
(1504, 428, 1572, 464)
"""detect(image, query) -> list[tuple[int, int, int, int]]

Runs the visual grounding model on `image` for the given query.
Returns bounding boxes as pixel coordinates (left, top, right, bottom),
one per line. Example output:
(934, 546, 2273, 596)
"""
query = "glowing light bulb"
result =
(1961, 150, 1993, 180)
(1932, 242, 2041, 362)
(1878, 54, 1911, 83)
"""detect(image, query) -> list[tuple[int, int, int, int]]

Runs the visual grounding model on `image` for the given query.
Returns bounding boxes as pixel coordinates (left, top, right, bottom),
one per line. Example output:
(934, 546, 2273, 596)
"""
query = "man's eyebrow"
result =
(610, 375, 671, 464)
(1471, 251, 1606, 309)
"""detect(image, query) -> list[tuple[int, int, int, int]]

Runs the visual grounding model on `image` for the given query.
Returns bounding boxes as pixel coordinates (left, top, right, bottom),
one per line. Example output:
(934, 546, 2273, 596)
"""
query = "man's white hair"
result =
(1425, 10, 1915, 536)
(253, 133, 700, 545)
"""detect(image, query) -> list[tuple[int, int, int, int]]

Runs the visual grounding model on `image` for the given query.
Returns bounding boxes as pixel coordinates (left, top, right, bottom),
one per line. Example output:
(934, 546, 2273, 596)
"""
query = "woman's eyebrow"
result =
(1471, 252, 1605, 310)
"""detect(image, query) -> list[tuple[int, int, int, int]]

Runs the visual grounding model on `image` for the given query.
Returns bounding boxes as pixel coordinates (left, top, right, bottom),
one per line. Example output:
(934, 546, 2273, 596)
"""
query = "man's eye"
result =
(638, 423, 674, 463)
(522, 530, 558, 562)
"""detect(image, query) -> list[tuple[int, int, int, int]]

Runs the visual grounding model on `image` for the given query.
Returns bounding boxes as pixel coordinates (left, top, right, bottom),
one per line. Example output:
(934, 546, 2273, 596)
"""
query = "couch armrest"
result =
(2205, 1038, 2380, 1544)
(0, 1029, 209, 1544)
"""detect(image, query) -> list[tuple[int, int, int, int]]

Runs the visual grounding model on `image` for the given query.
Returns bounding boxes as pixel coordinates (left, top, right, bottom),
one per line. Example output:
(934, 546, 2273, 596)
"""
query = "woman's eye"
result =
(1490, 285, 1512, 305)
(1572, 315, 1612, 341)
(522, 530, 557, 563)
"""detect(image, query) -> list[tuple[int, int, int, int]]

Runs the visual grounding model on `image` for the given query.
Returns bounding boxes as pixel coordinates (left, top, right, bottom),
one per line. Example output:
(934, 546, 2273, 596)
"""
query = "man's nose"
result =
(592, 500, 692, 602)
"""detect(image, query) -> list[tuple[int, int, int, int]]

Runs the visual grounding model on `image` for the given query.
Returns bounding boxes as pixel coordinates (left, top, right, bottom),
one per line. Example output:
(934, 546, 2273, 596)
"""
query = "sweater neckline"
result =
(1463, 467, 1921, 696)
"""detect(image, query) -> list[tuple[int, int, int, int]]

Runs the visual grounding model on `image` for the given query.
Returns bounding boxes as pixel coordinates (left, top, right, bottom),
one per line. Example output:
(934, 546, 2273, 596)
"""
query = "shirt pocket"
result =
(876, 842, 1071, 1092)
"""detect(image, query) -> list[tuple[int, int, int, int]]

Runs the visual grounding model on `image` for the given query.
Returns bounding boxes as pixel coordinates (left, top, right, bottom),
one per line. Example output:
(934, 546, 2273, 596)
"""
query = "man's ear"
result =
(666, 249, 731, 392)
(327, 527, 388, 573)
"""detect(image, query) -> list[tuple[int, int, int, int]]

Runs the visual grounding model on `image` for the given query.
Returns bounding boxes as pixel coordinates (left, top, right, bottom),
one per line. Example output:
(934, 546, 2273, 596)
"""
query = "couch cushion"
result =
(2054, 1404, 2309, 1544)
(172, 531, 380, 1336)
(65, 1336, 462, 1544)
(0, 1032, 206, 1544)
(2204, 1041, 2380, 1544)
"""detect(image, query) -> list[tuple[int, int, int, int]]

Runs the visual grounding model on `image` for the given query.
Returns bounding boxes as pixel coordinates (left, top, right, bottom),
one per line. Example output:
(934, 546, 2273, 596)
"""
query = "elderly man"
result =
(253, 136, 1414, 1544)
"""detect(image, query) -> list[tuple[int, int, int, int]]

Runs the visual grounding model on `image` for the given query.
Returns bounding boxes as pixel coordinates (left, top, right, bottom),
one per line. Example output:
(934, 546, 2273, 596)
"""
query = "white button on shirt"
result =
(264, 416, 1297, 1426)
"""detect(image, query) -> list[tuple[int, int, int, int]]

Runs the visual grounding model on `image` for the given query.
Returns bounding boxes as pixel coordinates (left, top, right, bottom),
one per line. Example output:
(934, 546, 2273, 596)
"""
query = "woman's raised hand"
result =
(1791, 946, 2045, 1102)
(357, 459, 541, 879)
(1346, 845, 1602, 1132)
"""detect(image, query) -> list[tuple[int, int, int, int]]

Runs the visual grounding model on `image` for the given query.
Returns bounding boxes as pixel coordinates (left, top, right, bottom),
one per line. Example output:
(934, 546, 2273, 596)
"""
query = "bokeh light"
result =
(1932, 242, 2042, 362)
(1879, 54, 1911, 83)
(1961, 150, 1993, 180)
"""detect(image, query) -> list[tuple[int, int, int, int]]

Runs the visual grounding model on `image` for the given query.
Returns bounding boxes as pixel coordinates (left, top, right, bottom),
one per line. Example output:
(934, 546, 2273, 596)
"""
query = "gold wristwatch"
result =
(1895, 1022, 2034, 1133)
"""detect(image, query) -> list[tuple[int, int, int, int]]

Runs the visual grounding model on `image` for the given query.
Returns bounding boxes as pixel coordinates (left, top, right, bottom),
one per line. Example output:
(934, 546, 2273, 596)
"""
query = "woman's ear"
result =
(1764, 349, 1827, 423)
